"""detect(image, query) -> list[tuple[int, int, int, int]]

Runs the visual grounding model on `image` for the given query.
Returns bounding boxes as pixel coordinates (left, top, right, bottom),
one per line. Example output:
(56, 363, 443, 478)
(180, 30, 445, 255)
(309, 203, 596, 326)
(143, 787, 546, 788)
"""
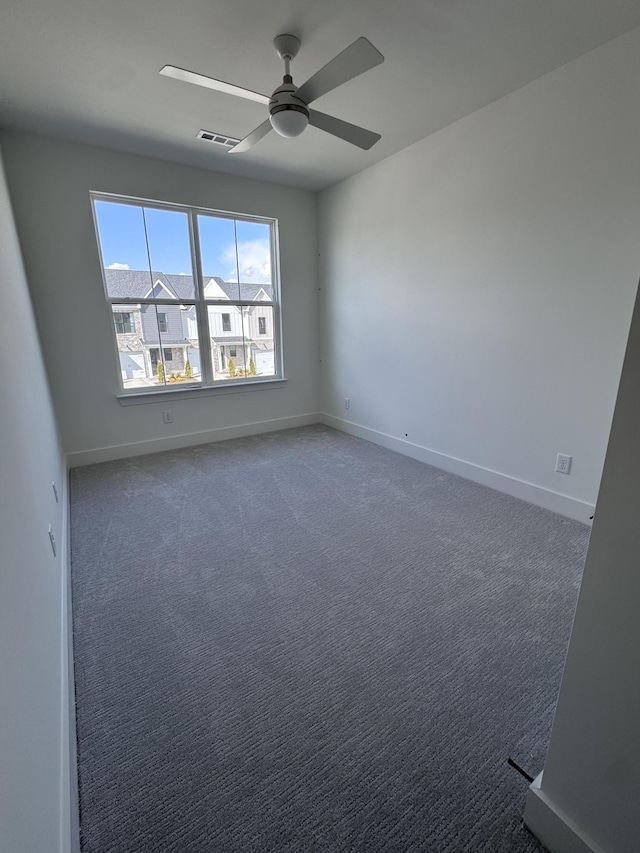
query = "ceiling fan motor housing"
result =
(269, 80, 309, 138)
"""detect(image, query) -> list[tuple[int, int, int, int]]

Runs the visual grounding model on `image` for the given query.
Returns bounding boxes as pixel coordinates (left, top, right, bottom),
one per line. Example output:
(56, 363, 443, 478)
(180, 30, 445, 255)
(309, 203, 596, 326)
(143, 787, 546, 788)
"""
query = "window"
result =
(114, 312, 135, 334)
(92, 195, 281, 392)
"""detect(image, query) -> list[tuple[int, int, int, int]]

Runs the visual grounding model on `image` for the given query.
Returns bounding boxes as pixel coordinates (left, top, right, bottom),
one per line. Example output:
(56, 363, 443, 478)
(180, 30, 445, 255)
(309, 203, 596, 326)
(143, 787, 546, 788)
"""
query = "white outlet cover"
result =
(556, 453, 572, 474)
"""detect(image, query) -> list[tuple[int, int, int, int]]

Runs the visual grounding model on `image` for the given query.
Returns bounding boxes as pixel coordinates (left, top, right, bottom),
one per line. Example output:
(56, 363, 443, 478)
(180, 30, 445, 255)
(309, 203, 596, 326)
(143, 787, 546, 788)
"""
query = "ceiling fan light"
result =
(270, 106, 309, 138)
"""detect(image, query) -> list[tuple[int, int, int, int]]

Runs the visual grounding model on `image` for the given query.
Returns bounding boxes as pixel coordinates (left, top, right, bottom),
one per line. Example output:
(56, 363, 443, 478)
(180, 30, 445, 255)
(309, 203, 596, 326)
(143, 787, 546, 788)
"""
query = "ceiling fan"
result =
(160, 34, 384, 154)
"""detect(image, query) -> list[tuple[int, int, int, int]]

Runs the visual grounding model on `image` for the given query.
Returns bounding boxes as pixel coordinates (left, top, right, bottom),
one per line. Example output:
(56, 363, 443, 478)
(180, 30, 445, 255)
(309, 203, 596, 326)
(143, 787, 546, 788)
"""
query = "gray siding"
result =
(141, 304, 185, 343)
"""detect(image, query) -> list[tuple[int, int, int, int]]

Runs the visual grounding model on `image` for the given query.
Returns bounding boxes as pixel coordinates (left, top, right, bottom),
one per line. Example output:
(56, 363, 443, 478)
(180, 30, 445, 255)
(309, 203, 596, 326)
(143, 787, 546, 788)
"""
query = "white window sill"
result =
(118, 377, 287, 406)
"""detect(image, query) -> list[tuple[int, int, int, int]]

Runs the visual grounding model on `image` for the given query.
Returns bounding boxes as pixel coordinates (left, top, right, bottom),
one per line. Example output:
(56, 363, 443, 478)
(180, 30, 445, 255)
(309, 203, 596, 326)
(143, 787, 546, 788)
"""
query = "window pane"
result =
(143, 207, 195, 298)
(198, 214, 241, 301)
(96, 202, 151, 298)
(198, 216, 273, 303)
(208, 304, 275, 380)
(95, 200, 195, 300)
(115, 303, 201, 388)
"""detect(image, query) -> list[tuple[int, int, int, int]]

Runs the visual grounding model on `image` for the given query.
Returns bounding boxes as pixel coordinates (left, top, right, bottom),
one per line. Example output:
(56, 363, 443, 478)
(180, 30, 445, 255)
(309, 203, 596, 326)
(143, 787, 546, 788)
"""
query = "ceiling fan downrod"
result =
(269, 34, 308, 138)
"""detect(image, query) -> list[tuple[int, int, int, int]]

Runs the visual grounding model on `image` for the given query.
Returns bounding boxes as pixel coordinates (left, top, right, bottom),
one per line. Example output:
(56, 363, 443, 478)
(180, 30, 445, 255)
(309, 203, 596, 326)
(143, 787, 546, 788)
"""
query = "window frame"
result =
(91, 192, 284, 399)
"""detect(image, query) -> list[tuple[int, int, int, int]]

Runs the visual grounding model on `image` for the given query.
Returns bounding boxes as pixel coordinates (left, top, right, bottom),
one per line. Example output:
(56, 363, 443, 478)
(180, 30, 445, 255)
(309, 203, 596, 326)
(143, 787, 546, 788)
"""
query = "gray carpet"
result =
(70, 424, 589, 852)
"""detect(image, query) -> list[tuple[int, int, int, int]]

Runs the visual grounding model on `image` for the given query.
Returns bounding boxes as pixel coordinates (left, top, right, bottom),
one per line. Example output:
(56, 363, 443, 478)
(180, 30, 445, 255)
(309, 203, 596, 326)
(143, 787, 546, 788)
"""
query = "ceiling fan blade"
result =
(295, 37, 384, 106)
(228, 119, 273, 154)
(308, 109, 381, 150)
(159, 65, 270, 106)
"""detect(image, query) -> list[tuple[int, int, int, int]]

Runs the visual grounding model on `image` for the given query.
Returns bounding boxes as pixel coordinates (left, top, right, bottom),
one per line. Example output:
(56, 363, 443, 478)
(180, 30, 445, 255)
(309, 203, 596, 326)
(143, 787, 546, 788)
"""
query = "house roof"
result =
(104, 269, 273, 301)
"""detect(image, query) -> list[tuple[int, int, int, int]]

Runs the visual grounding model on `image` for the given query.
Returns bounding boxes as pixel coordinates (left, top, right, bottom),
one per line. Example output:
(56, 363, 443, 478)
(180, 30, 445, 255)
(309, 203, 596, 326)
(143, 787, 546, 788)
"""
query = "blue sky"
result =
(94, 200, 271, 283)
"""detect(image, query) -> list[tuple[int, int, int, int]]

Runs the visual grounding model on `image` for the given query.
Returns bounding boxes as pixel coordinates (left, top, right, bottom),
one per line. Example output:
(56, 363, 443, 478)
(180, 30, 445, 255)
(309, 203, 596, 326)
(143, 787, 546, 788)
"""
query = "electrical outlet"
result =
(556, 453, 572, 474)
(344, 397, 350, 410)
(52, 481, 59, 503)
(162, 411, 174, 424)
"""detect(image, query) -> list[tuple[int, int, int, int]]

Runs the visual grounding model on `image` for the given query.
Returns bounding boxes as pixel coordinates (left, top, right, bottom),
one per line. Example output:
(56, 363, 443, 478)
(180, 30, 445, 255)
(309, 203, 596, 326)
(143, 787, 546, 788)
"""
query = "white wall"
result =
(318, 27, 640, 522)
(0, 133, 319, 461)
(0, 144, 70, 851)
(524, 283, 640, 853)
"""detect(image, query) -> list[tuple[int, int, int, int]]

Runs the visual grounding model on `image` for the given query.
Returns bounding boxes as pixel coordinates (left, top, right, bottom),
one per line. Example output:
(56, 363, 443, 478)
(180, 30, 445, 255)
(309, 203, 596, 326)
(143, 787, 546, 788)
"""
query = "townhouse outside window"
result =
(92, 194, 282, 392)
(114, 312, 135, 334)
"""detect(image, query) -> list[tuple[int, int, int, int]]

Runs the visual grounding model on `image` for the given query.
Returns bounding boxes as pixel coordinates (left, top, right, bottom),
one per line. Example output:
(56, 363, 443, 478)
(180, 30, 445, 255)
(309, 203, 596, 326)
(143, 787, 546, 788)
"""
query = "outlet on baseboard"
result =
(556, 453, 572, 474)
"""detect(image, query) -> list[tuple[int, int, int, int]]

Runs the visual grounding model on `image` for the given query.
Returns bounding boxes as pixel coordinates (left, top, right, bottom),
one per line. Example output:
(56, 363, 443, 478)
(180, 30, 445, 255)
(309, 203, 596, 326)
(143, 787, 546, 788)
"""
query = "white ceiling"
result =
(1, 0, 640, 191)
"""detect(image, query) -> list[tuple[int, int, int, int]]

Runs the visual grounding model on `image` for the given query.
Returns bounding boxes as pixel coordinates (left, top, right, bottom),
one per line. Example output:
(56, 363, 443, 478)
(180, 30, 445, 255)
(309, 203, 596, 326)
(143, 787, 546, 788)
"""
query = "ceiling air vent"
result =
(197, 129, 240, 149)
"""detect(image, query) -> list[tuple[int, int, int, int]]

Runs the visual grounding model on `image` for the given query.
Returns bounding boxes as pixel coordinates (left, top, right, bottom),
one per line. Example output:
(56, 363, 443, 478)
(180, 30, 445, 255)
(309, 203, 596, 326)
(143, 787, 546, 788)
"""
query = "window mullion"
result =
(189, 211, 214, 384)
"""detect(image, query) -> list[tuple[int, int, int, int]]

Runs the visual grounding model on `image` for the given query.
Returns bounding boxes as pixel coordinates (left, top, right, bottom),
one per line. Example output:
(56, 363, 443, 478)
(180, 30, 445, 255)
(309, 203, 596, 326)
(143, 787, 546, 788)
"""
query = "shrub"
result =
(228, 358, 236, 377)
(249, 357, 256, 376)
(157, 361, 165, 383)
(185, 360, 192, 378)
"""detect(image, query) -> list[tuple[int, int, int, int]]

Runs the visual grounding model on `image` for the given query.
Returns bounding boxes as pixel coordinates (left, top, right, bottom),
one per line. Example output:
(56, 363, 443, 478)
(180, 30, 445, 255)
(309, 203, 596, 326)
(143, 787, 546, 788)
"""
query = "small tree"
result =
(228, 358, 236, 377)
(249, 357, 256, 376)
(185, 359, 192, 379)
(156, 360, 165, 384)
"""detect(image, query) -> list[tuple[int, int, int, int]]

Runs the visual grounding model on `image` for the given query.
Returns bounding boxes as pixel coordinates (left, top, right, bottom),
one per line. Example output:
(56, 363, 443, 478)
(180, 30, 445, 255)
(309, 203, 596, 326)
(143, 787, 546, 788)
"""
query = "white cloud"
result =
(107, 262, 130, 270)
(222, 239, 271, 284)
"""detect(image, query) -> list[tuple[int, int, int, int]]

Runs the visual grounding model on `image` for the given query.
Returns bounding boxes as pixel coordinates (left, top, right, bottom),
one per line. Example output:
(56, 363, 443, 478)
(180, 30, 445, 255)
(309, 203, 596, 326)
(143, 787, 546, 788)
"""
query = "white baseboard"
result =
(320, 414, 594, 524)
(66, 413, 321, 467)
(60, 460, 80, 853)
(66, 410, 595, 522)
(524, 774, 605, 853)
